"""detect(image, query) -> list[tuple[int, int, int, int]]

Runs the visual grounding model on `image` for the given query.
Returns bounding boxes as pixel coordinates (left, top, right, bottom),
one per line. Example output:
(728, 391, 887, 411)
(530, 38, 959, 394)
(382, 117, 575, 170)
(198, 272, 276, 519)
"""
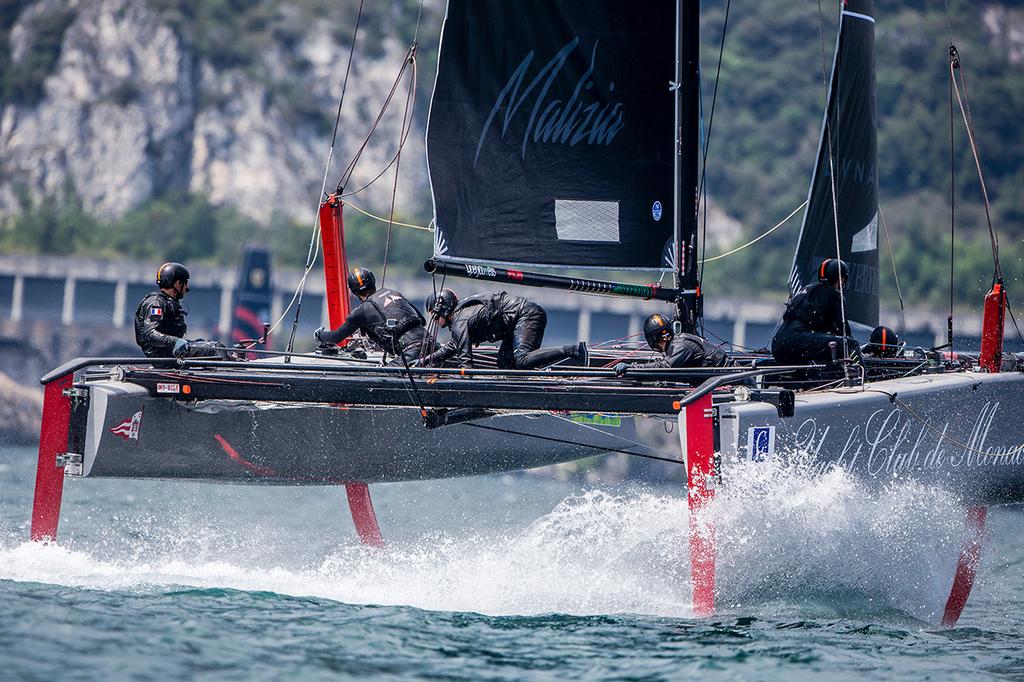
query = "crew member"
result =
(618, 313, 730, 373)
(771, 258, 859, 364)
(313, 267, 425, 364)
(422, 289, 587, 369)
(862, 325, 901, 358)
(135, 262, 226, 359)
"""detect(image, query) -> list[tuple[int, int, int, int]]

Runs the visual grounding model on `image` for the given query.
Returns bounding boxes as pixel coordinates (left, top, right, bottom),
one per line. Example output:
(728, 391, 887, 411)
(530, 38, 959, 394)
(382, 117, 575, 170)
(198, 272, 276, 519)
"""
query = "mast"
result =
(676, 0, 701, 332)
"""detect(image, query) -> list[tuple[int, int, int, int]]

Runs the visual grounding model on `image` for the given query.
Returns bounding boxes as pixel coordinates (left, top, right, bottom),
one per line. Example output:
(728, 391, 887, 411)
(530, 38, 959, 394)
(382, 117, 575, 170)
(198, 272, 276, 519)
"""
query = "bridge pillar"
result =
(112, 280, 127, 328)
(61, 277, 76, 326)
(732, 317, 746, 349)
(218, 285, 234, 338)
(11, 274, 23, 322)
(627, 314, 641, 340)
(577, 309, 591, 343)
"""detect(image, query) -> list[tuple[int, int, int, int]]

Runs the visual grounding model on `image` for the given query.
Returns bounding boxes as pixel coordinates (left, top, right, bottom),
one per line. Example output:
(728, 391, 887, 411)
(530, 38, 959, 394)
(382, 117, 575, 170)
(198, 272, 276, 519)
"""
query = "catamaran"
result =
(28, 0, 1022, 626)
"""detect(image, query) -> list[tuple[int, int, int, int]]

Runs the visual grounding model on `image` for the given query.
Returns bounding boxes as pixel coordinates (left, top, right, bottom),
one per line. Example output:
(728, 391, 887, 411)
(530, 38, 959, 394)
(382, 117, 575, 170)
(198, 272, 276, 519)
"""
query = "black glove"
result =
(172, 338, 190, 358)
(613, 362, 628, 377)
(313, 327, 329, 346)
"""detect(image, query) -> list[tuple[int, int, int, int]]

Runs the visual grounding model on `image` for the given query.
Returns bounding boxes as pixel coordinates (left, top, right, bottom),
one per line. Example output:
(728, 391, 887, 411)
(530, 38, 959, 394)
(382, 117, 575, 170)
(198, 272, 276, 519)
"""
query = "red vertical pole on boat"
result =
(680, 392, 716, 617)
(978, 280, 1006, 373)
(319, 196, 385, 548)
(941, 506, 987, 627)
(30, 374, 73, 541)
(319, 196, 351, 327)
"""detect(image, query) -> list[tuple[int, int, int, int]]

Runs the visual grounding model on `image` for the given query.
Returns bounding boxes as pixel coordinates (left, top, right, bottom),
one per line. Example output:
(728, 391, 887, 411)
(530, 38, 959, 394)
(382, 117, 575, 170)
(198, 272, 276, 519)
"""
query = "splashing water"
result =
(0, 451, 976, 622)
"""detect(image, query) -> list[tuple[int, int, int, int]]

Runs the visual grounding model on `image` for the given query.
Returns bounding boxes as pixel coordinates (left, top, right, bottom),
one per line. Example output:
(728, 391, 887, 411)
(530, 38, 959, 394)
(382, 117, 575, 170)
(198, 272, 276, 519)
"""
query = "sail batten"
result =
(427, 1, 678, 271)
(789, 0, 880, 327)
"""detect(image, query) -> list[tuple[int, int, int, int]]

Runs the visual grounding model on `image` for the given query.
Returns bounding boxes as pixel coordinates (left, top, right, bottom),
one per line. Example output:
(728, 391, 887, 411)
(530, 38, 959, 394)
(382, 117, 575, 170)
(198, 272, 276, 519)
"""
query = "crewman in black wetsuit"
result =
(313, 267, 425, 364)
(771, 258, 859, 364)
(617, 313, 730, 373)
(134, 262, 227, 359)
(421, 289, 588, 369)
(862, 325, 901, 358)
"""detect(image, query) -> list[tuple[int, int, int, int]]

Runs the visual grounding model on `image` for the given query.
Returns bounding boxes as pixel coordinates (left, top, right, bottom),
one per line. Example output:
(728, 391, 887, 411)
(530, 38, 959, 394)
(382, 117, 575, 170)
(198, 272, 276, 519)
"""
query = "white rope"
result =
(344, 199, 433, 232)
(700, 200, 807, 263)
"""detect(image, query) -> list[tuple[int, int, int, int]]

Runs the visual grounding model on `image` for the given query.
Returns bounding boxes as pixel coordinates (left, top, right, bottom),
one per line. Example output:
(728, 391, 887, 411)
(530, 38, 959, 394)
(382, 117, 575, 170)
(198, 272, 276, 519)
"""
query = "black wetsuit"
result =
(636, 334, 730, 368)
(424, 293, 569, 369)
(771, 282, 858, 364)
(319, 288, 425, 363)
(134, 291, 188, 358)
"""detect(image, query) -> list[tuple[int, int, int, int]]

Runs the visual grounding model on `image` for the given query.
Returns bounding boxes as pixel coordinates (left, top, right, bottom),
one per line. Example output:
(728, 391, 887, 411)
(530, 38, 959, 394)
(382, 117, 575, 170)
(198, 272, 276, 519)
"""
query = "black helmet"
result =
(643, 313, 674, 350)
(427, 289, 459, 319)
(817, 258, 849, 285)
(157, 262, 190, 289)
(868, 325, 900, 357)
(347, 267, 376, 296)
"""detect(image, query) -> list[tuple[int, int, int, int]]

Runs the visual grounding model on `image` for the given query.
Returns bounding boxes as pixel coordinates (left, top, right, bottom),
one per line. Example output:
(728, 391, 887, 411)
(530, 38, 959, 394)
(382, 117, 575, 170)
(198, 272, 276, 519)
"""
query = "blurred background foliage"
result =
(0, 0, 1020, 309)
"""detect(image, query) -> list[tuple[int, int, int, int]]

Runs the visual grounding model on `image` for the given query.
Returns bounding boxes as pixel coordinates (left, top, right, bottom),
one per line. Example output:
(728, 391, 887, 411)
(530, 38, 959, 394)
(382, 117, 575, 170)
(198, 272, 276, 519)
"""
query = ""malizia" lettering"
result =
(474, 38, 625, 166)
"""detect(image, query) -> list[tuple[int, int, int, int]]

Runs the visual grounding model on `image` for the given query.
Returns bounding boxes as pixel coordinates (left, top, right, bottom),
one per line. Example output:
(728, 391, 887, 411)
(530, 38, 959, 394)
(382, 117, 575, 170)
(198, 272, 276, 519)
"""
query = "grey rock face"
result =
(0, 0, 427, 226)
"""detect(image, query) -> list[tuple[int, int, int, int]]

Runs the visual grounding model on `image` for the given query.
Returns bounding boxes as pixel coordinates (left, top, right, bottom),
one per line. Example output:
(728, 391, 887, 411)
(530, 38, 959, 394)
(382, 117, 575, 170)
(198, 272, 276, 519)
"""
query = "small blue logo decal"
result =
(652, 201, 663, 222)
(748, 426, 775, 462)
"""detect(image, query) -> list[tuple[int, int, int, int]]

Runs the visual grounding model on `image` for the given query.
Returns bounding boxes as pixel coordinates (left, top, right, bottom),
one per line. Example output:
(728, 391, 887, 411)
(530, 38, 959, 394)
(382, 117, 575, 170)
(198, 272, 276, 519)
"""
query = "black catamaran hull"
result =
(71, 366, 1024, 504)
(77, 380, 635, 484)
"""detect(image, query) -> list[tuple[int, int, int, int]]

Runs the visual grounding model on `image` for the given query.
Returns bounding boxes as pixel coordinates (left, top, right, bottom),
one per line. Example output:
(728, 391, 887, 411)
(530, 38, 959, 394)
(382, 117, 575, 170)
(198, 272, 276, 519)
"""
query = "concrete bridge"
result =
(0, 252, 1006, 378)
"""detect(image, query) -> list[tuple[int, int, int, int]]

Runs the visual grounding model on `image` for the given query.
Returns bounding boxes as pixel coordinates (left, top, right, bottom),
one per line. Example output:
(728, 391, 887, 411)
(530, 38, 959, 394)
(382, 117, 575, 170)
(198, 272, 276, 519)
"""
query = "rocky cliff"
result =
(0, 0, 429, 224)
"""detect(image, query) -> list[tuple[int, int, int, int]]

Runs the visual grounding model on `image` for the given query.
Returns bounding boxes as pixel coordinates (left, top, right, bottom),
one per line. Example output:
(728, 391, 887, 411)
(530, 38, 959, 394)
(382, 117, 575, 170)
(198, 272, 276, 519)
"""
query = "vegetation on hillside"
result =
(698, 0, 1024, 308)
(0, 0, 1020, 310)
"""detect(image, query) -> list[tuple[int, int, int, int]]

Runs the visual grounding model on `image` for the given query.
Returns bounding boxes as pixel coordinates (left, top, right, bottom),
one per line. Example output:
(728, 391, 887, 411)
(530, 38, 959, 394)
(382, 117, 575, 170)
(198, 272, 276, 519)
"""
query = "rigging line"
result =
(338, 59, 419, 200)
(343, 199, 431, 231)
(321, 0, 366, 199)
(269, 222, 322, 355)
(276, 3, 367, 355)
(381, 50, 418, 287)
(703, 326, 762, 353)
(698, 0, 732, 288)
(462, 422, 684, 466)
(336, 49, 412, 193)
(877, 208, 906, 332)
(700, 200, 807, 263)
(335, 44, 415, 194)
(948, 45, 957, 348)
(1005, 297, 1024, 348)
(816, 0, 849, 359)
(861, 389, 1020, 458)
(546, 412, 670, 457)
(949, 49, 1001, 282)
(412, 0, 426, 44)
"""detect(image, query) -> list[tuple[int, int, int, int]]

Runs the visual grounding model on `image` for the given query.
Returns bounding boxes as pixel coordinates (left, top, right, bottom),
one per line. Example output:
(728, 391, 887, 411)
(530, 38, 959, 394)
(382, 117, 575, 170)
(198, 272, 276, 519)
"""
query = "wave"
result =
(0, 461, 987, 621)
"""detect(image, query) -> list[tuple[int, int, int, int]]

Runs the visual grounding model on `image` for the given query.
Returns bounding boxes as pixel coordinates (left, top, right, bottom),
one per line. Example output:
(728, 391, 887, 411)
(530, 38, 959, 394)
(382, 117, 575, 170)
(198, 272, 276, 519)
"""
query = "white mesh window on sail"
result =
(851, 211, 878, 253)
(554, 199, 620, 242)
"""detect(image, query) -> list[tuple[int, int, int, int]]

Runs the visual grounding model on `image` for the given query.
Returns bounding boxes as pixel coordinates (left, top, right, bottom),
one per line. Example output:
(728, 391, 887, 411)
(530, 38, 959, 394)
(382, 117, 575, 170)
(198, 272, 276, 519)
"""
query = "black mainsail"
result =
(426, 0, 677, 271)
(788, 0, 880, 328)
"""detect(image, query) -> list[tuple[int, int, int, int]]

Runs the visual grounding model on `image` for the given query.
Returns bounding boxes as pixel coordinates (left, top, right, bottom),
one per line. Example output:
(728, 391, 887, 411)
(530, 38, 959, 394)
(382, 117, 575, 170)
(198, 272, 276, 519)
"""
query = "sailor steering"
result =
(134, 262, 228, 359)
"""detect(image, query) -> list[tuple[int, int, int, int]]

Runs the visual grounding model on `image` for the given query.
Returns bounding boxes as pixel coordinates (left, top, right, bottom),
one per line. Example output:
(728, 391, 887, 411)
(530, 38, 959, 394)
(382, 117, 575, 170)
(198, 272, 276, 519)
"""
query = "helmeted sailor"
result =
(313, 267, 425, 364)
(619, 313, 730, 372)
(135, 262, 227, 359)
(422, 289, 588, 369)
(862, 325, 901, 358)
(771, 258, 860, 364)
